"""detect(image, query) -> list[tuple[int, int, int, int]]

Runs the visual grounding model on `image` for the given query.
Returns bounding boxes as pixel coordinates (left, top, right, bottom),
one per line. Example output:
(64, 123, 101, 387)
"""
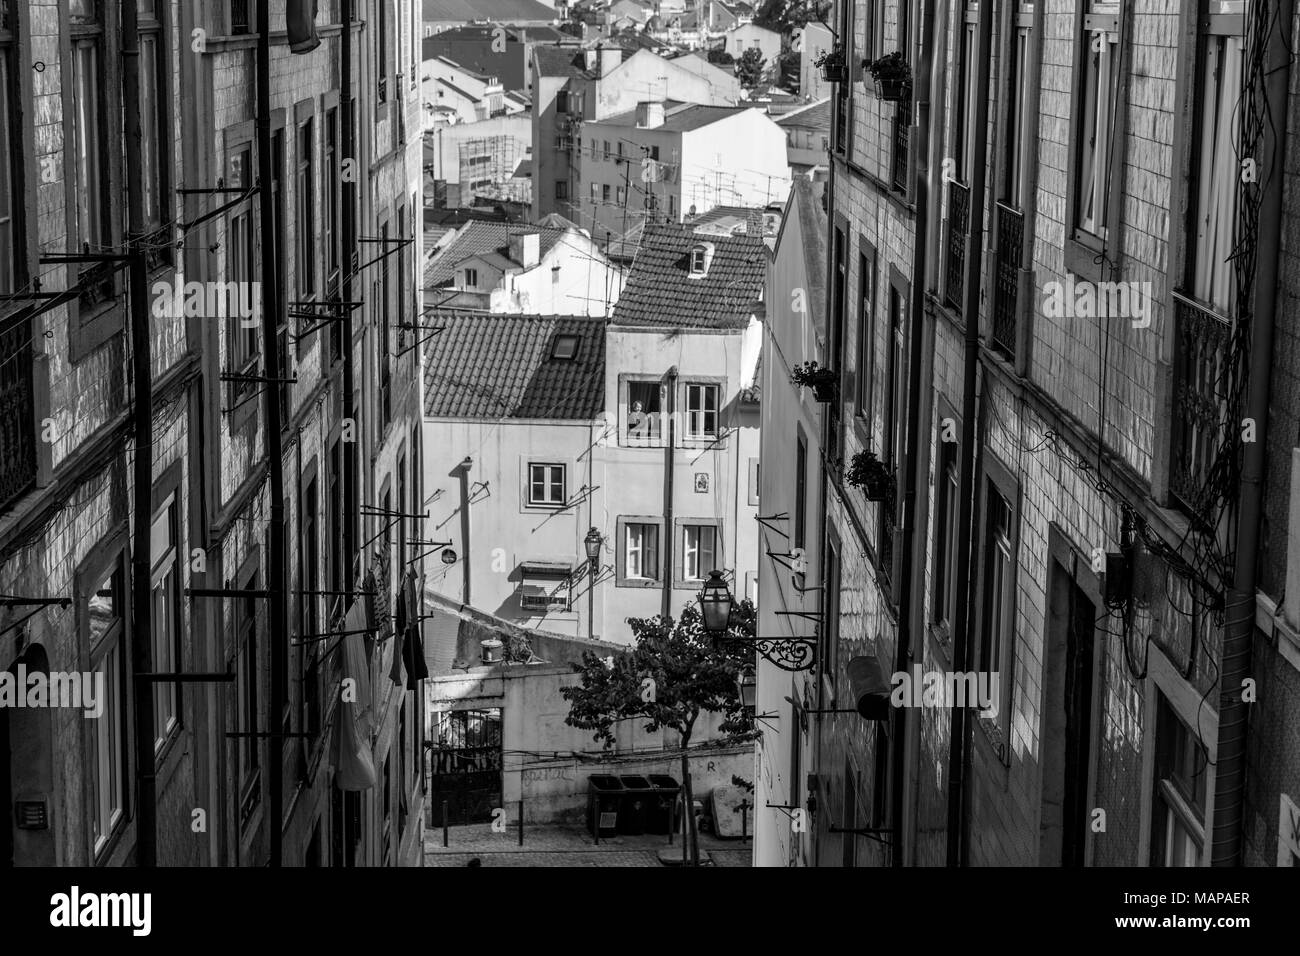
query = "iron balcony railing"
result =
(992, 201, 1024, 359)
(945, 181, 970, 312)
(0, 310, 36, 513)
(1171, 290, 1233, 519)
(891, 101, 909, 192)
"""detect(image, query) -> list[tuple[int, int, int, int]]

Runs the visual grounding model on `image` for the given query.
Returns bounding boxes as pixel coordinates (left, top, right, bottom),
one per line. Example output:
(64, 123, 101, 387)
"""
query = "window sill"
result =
(615, 577, 661, 589)
(1064, 236, 1108, 283)
(974, 711, 1012, 774)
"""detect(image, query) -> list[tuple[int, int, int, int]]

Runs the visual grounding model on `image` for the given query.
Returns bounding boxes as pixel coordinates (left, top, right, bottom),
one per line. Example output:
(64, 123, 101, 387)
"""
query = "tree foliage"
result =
(561, 600, 758, 749)
(735, 48, 768, 90)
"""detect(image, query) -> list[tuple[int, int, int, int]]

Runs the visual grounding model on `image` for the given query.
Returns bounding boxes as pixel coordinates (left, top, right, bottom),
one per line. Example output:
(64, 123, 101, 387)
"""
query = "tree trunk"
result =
(680, 733, 700, 866)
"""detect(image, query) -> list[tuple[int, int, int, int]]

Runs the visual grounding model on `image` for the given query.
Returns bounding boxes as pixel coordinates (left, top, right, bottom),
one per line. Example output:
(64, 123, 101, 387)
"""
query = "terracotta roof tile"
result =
(423, 313, 608, 419)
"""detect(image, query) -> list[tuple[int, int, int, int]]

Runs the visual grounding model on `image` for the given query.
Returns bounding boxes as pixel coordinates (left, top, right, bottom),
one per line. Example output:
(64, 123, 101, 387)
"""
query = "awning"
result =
(519, 561, 575, 606)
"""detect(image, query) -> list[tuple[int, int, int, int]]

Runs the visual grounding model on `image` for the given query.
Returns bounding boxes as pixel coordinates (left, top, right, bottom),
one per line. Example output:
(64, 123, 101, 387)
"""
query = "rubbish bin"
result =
(618, 775, 652, 835)
(646, 774, 681, 835)
(587, 775, 624, 838)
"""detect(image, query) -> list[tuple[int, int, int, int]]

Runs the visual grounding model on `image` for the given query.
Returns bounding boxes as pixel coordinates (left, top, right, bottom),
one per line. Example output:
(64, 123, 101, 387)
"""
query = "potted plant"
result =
(813, 45, 847, 84)
(845, 450, 893, 501)
(790, 361, 838, 402)
(865, 51, 911, 101)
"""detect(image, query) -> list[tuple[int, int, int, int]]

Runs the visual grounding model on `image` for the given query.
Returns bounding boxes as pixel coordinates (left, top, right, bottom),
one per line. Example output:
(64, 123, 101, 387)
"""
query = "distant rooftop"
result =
(776, 97, 832, 129)
(612, 223, 765, 329)
(423, 0, 557, 22)
(423, 313, 608, 420)
(423, 220, 573, 286)
(593, 101, 749, 133)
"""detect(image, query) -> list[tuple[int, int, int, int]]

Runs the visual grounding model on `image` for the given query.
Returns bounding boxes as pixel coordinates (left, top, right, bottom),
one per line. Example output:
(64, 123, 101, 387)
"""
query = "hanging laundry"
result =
(403, 570, 429, 689)
(389, 575, 407, 687)
(333, 599, 376, 791)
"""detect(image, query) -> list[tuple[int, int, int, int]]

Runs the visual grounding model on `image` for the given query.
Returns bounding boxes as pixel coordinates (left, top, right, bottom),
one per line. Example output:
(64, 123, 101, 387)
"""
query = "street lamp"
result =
(584, 527, 602, 640)
(697, 571, 817, 672)
(736, 664, 757, 710)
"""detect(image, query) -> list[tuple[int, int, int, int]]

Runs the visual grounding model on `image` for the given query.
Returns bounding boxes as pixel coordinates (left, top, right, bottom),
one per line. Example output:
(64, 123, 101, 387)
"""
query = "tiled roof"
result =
(423, 313, 608, 420)
(776, 97, 832, 129)
(423, 220, 570, 286)
(534, 45, 595, 78)
(611, 223, 765, 329)
(423, 0, 556, 22)
(596, 102, 747, 133)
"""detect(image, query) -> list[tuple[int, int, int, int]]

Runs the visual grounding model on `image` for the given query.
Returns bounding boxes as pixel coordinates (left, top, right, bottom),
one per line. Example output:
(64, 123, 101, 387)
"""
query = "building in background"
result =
(776, 98, 830, 173)
(531, 44, 742, 224)
(420, 55, 510, 126)
(424, 114, 534, 208)
(795, 20, 833, 103)
(722, 21, 781, 71)
(0, 0, 426, 868)
(421, 0, 559, 37)
(577, 102, 790, 249)
(421, 23, 573, 93)
(422, 223, 764, 645)
(422, 220, 624, 314)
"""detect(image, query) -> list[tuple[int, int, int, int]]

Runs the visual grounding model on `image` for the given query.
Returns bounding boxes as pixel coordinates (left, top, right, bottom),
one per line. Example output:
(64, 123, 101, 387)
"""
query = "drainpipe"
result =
(1212, 0, 1294, 866)
(256, 0, 289, 869)
(122, 0, 157, 870)
(892, 0, 940, 870)
(457, 458, 473, 606)
(945, 0, 994, 868)
(662, 366, 678, 618)
(342, 0, 359, 584)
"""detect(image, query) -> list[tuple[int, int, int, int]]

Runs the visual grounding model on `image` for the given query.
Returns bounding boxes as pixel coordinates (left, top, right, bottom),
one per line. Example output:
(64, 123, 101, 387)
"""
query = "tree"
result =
(561, 600, 757, 866)
(735, 48, 767, 90)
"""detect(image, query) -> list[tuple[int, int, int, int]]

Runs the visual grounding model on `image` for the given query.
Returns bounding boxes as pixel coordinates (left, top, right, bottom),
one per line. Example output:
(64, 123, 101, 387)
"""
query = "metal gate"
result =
(427, 708, 502, 826)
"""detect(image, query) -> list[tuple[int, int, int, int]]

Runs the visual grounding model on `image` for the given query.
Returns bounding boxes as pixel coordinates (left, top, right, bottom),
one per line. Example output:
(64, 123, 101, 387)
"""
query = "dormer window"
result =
(688, 242, 715, 277)
(552, 333, 579, 360)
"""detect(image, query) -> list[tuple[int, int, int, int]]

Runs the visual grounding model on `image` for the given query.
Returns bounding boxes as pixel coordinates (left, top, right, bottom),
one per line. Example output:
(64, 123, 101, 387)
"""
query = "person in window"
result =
(628, 399, 648, 438)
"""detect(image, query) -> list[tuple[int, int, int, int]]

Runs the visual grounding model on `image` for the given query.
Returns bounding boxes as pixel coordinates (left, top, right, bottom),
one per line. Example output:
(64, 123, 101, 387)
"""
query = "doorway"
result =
(427, 708, 502, 826)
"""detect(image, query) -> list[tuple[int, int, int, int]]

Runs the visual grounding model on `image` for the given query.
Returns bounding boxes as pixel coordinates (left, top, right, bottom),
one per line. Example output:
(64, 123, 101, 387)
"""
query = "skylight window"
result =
(552, 333, 580, 360)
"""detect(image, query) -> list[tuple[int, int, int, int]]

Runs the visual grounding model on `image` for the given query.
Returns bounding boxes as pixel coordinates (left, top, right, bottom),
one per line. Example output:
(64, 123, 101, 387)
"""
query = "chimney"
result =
(636, 101, 665, 129)
(509, 232, 541, 268)
(598, 44, 622, 77)
(584, 47, 598, 71)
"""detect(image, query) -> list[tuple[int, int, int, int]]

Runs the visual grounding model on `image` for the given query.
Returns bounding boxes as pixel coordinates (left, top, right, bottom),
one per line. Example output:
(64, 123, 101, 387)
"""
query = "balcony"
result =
(992, 202, 1023, 359)
(945, 181, 969, 312)
(1171, 291, 1233, 519)
(0, 311, 36, 513)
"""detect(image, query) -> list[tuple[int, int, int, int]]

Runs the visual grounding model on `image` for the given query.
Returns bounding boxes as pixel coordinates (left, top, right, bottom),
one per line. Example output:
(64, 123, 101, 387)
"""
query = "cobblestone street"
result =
(423, 824, 753, 867)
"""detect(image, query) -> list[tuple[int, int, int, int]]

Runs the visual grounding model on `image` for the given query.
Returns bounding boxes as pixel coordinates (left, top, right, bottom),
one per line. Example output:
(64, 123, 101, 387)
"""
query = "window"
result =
(603, 140, 611, 160)
(625, 379, 663, 444)
(324, 105, 341, 308)
(590, 181, 599, 202)
(236, 576, 261, 826)
(822, 536, 842, 695)
(689, 246, 707, 274)
(623, 522, 661, 582)
(527, 462, 566, 506)
(297, 116, 316, 300)
(0, 4, 20, 294)
(1150, 693, 1208, 866)
(227, 144, 260, 378)
(556, 90, 569, 114)
(794, 430, 807, 550)
(1189, 27, 1244, 313)
(377, 0, 389, 102)
(616, 186, 626, 206)
(273, 129, 288, 428)
(86, 558, 127, 857)
(682, 524, 718, 582)
(555, 181, 568, 201)
(602, 183, 611, 203)
(833, 0, 854, 154)
(231, 0, 251, 33)
(69, 0, 114, 307)
(952, 5, 979, 185)
(552, 334, 579, 360)
(519, 565, 572, 611)
(463, 267, 478, 289)
(978, 484, 1013, 737)
(138, 0, 168, 260)
(669, 194, 676, 219)
(933, 435, 959, 631)
(1003, 13, 1032, 208)
(150, 496, 182, 752)
(855, 244, 876, 426)
(617, 141, 624, 160)
(379, 218, 391, 428)
(302, 474, 321, 743)
(685, 383, 720, 439)
(1074, 6, 1121, 241)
